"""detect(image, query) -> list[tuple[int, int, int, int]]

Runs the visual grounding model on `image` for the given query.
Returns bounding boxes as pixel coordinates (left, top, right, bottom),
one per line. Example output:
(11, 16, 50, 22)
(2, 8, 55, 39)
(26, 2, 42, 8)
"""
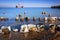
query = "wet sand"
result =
(0, 31, 60, 40)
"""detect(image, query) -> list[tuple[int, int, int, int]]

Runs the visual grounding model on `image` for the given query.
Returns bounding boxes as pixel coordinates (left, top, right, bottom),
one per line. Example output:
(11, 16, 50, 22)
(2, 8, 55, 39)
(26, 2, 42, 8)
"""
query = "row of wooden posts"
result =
(15, 11, 51, 23)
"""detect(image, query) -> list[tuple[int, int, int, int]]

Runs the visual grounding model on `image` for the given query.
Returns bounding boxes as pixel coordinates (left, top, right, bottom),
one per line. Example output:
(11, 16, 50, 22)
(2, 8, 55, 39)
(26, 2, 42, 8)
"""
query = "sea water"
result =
(0, 7, 60, 19)
(0, 7, 60, 31)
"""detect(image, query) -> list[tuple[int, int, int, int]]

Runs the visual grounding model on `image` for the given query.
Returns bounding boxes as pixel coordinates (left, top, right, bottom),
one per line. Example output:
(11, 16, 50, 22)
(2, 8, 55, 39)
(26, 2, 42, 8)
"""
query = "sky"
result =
(0, 0, 60, 7)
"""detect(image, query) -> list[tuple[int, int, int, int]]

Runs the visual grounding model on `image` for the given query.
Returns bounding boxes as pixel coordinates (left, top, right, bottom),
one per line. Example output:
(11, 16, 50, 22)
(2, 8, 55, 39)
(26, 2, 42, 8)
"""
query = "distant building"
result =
(16, 4, 23, 8)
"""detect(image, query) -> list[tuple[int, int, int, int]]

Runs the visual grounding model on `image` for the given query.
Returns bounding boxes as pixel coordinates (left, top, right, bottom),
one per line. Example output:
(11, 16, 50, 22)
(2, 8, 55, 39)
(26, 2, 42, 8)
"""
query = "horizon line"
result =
(0, 6, 51, 8)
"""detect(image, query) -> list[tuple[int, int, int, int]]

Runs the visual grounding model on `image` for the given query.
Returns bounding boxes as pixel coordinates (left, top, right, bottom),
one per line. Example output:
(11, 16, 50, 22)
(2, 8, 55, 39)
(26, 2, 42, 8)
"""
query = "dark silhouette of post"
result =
(18, 14, 23, 24)
(33, 16, 36, 24)
(39, 17, 42, 22)
(25, 17, 30, 24)
(15, 17, 19, 22)
(24, 10, 26, 18)
(20, 17, 24, 24)
(19, 14, 22, 18)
